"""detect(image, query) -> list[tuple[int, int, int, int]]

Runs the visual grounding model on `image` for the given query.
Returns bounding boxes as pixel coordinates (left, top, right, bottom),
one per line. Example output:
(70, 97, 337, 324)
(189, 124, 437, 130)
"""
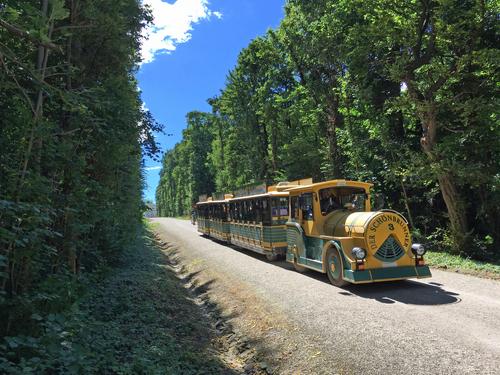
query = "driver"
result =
(320, 189, 340, 215)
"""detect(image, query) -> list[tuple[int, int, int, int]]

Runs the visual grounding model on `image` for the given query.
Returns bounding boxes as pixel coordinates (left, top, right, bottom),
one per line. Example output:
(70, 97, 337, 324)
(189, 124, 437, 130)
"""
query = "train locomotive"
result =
(195, 179, 431, 286)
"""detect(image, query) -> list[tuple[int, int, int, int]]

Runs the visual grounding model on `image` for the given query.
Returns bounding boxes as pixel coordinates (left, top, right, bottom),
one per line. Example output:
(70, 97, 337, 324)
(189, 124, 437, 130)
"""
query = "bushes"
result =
(0, 0, 161, 359)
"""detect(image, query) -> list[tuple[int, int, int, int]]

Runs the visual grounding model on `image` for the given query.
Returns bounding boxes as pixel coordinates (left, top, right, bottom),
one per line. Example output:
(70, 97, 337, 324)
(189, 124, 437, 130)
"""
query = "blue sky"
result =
(139, 0, 286, 202)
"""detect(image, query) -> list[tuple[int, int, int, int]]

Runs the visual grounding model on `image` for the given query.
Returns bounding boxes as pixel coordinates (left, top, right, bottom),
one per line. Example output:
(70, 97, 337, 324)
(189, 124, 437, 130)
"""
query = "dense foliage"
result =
(157, 0, 499, 261)
(0, 0, 161, 369)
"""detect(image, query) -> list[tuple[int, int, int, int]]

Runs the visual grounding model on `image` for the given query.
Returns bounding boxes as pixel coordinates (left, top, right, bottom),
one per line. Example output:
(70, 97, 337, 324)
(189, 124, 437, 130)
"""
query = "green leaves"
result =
(156, 0, 499, 261)
(0, 0, 161, 368)
(49, 0, 69, 21)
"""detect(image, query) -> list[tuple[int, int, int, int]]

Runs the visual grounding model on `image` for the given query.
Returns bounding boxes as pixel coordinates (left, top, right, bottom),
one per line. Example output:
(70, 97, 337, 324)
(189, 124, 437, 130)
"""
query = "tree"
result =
(355, 0, 500, 253)
(0, 0, 161, 349)
(155, 0, 499, 260)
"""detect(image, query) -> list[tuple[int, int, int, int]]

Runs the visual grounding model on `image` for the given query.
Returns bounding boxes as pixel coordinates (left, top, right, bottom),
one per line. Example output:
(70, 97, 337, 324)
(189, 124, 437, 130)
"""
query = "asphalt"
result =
(151, 218, 500, 375)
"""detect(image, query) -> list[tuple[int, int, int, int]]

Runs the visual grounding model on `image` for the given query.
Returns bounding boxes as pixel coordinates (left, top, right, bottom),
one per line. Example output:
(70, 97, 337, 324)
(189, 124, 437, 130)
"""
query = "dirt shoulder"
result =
(153, 227, 347, 375)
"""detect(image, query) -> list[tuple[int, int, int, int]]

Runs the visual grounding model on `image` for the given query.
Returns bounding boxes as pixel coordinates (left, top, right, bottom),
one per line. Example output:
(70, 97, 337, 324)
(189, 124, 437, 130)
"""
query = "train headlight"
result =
(351, 247, 367, 260)
(411, 243, 426, 256)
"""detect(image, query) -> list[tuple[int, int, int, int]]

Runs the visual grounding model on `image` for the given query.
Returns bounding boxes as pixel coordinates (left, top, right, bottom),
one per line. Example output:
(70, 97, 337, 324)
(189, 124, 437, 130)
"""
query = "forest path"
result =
(152, 218, 500, 375)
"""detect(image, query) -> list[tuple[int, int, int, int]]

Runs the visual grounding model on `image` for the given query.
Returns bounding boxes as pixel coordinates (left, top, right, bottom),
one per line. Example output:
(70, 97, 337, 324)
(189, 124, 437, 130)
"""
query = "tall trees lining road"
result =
(0, 0, 161, 356)
(156, 0, 499, 261)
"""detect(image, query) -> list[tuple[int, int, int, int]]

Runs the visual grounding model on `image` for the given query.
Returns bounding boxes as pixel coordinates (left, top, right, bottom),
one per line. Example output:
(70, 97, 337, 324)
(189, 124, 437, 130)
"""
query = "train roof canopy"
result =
(285, 179, 373, 193)
(196, 198, 231, 205)
(229, 191, 289, 202)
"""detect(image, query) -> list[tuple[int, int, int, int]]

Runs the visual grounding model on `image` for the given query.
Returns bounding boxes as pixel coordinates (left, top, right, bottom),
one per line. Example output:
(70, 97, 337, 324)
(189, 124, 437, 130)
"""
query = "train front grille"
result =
(374, 235, 405, 262)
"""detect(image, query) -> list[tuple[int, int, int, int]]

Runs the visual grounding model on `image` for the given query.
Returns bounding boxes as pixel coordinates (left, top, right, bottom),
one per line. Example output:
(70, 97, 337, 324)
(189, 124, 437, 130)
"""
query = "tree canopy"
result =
(0, 0, 161, 366)
(156, 0, 499, 261)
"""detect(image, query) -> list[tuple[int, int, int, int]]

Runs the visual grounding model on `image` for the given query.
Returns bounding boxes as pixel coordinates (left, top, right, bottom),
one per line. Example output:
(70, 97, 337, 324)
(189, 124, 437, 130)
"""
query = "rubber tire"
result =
(266, 252, 278, 262)
(293, 257, 308, 273)
(326, 247, 348, 287)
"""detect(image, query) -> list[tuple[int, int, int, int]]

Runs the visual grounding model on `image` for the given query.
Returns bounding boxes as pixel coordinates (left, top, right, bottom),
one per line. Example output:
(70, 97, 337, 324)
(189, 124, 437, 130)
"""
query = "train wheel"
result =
(266, 252, 278, 261)
(293, 257, 308, 273)
(326, 247, 348, 287)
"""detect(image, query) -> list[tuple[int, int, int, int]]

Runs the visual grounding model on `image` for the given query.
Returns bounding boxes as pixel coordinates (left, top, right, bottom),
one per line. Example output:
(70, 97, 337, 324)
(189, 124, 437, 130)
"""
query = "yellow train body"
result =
(285, 180, 431, 285)
(196, 179, 431, 286)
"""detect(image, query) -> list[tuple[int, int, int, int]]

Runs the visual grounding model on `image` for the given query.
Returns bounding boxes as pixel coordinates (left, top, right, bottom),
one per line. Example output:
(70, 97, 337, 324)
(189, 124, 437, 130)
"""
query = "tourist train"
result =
(195, 179, 431, 286)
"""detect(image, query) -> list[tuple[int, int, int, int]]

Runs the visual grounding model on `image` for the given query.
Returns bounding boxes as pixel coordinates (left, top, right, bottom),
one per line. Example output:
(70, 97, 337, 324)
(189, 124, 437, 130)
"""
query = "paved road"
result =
(152, 218, 500, 374)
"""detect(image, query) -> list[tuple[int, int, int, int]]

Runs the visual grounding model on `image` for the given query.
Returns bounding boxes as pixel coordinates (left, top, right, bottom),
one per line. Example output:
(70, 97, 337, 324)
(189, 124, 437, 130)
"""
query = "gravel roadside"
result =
(152, 218, 500, 375)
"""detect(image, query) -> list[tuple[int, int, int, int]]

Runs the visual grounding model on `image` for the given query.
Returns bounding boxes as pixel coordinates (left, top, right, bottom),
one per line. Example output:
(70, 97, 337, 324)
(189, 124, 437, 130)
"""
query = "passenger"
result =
(321, 189, 340, 215)
(320, 190, 330, 213)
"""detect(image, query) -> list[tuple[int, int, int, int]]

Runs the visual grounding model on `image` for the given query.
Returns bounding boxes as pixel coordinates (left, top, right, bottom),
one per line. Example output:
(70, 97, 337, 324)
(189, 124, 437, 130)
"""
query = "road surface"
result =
(152, 218, 500, 374)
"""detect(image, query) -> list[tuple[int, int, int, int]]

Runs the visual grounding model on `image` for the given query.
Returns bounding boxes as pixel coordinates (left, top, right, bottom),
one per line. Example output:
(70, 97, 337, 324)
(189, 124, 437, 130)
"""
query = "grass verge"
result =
(1, 226, 235, 374)
(426, 251, 500, 280)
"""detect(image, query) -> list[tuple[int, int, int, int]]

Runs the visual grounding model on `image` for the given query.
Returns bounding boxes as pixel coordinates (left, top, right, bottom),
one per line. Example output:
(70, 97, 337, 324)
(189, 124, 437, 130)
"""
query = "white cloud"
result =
(145, 166, 162, 171)
(141, 0, 222, 64)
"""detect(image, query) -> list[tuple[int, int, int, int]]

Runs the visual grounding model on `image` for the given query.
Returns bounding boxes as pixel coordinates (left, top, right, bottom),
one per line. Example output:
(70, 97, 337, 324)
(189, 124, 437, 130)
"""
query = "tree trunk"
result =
(217, 117, 225, 167)
(259, 120, 271, 181)
(16, 0, 51, 199)
(60, 0, 79, 274)
(325, 97, 343, 179)
(420, 104, 469, 252)
(270, 119, 278, 174)
(436, 172, 469, 251)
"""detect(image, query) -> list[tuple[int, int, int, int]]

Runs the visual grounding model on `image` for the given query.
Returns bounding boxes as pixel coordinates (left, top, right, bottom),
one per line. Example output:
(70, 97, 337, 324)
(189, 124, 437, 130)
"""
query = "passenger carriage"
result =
(196, 200, 212, 236)
(285, 179, 431, 285)
(196, 195, 232, 241)
(228, 189, 289, 261)
(196, 181, 309, 260)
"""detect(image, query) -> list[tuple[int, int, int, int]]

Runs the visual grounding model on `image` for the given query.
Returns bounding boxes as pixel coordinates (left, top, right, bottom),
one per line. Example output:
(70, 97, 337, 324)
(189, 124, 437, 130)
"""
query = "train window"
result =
(319, 187, 367, 215)
(262, 198, 271, 225)
(245, 201, 249, 221)
(247, 200, 253, 222)
(255, 199, 262, 223)
(242, 200, 248, 221)
(271, 197, 289, 224)
(250, 200, 254, 222)
(239, 201, 244, 221)
(240, 201, 245, 221)
(252, 199, 257, 222)
(250, 200, 255, 222)
(300, 193, 314, 220)
(290, 196, 298, 220)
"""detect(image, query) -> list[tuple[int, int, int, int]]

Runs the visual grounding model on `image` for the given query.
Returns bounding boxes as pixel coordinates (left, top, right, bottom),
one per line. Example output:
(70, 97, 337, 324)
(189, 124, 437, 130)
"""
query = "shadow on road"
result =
(342, 280, 461, 306)
(155, 232, 280, 374)
(206, 236, 461, 306)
